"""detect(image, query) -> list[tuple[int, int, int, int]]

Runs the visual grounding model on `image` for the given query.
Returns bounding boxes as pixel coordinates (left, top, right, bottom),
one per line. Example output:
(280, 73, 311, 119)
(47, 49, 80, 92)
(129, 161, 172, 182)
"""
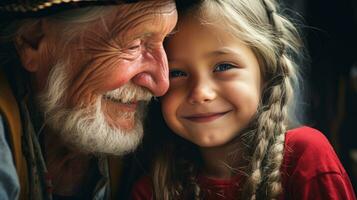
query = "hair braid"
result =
(260, 0, 299, 198)
(242, 0, 300, 199)
(261, 55, 294, 199)
(242, 73, 290, 200)
(241, 110, 272, 200)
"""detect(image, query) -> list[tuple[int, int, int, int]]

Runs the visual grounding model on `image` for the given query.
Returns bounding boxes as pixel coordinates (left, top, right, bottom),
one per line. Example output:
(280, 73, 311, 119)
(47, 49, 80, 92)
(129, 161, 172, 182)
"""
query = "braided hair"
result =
(150, 0, 303, 199)
(241, 0, 301, 199)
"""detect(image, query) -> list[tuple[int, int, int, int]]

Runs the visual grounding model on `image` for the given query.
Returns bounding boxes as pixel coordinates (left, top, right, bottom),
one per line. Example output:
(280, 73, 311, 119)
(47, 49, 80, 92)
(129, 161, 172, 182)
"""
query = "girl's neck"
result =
(199, 144, 244, 179)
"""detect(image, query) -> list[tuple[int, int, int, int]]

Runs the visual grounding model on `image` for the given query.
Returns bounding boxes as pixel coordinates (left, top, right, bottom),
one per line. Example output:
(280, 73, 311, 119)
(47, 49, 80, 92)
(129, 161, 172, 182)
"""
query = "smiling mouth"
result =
(102, 95, 140, 112)
(183, 110, 232, 123)
(103, 95, 138, 105)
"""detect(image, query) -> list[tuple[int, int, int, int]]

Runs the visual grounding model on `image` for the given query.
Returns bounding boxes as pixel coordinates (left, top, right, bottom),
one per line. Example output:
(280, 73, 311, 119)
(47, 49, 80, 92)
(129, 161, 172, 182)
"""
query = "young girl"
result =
(132, 0, 356, 199)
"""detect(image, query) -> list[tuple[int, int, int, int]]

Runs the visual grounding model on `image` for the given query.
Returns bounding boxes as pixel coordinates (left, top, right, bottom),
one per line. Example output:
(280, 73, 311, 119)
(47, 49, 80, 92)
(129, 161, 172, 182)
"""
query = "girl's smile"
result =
(182, 110, 233, 123)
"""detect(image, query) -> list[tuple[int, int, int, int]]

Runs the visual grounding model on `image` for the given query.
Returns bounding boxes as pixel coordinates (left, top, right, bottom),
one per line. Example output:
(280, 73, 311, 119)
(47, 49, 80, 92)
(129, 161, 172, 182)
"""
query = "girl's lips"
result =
(183, 110, 231, 123)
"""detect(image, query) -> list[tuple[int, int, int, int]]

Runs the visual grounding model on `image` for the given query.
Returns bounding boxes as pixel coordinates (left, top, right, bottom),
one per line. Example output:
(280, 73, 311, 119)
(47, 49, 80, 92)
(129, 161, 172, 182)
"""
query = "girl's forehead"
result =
(175, 12, 243, 45)
(177, 8, 237, 39)
(167, 19, 256, 66)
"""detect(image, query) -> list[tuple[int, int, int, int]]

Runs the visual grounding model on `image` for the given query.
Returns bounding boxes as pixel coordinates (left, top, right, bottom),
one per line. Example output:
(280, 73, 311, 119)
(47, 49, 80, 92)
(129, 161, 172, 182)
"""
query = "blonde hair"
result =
(149, 0, 304, 199)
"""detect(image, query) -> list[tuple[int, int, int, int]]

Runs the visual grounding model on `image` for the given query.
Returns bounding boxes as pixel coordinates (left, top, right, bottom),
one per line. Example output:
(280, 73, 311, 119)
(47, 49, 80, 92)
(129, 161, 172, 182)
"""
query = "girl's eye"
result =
(169, 70, 187, 78)
(213, 63, 236, 72)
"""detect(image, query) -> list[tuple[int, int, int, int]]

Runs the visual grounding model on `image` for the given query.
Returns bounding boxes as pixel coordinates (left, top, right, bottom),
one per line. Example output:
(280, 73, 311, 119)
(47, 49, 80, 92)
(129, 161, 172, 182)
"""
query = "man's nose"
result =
(131, 48, 169, 96)
(188, 79, 216, 104)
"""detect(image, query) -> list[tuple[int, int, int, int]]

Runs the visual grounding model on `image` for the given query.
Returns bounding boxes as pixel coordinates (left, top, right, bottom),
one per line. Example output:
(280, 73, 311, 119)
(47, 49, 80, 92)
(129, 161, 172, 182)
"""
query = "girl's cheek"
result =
(161, 92, 180, 114)
(161, 95, 173, 114)
(161, 84, 189, 120)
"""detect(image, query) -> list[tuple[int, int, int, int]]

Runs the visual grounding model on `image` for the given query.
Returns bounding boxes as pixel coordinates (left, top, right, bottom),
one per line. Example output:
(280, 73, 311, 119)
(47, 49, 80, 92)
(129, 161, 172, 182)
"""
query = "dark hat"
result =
(0, 0, 138, 18)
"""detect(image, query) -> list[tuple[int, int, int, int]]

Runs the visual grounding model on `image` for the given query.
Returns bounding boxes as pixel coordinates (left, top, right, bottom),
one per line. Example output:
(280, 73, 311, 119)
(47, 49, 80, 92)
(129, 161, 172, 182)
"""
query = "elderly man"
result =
(0, 0, 178, 199)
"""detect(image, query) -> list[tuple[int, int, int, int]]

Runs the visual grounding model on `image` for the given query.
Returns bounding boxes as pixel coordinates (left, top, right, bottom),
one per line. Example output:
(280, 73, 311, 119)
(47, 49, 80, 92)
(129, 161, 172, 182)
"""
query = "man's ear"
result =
(15, 20, 45, 72)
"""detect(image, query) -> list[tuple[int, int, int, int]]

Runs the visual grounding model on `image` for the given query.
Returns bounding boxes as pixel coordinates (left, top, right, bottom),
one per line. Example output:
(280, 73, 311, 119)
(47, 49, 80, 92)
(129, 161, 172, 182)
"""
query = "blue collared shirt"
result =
(0, 114, 20, 200)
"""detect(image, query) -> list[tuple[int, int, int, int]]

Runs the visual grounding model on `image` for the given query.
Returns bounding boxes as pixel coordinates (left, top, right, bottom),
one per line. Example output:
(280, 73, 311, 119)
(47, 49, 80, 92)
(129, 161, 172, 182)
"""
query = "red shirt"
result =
(131, 127, 356, 200)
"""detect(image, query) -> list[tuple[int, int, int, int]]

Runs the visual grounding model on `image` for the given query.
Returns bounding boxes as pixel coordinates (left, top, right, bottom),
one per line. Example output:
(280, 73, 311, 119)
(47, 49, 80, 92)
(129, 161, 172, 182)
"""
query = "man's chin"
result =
(46, 105, 144, 155)
(61, 120, 144, 155)
(104, 112, 137, 131)
(101, 99, 149, 131)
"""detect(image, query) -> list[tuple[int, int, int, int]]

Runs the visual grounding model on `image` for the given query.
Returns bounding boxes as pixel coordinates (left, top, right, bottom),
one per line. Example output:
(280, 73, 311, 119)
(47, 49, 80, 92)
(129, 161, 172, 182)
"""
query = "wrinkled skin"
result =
(16, 0, 177, 196)
(28, 1, 177, 129)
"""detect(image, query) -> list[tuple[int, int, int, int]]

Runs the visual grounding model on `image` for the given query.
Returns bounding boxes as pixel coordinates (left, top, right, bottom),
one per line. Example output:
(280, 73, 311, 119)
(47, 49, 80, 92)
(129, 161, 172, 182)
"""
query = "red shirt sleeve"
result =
(294, 172, 356, 200)
(282, 126, 356, 200)
(131, 176, 153, 200)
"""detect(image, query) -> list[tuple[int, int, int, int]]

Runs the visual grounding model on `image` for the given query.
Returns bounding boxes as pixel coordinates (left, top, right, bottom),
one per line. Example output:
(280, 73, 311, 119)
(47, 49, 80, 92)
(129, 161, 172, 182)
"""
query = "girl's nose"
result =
(188, 80, 216, 104)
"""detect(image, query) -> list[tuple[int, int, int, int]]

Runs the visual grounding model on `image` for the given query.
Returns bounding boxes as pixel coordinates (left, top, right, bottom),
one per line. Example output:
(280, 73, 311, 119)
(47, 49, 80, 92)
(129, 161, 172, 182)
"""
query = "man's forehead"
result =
(75, 0, 176, 45)
(0, 0, 137, 13)
(105, 1, 176, 32)
(0, 0, 174, 19)
(113, 1, 175, 25)
(115, 0, 176, 14)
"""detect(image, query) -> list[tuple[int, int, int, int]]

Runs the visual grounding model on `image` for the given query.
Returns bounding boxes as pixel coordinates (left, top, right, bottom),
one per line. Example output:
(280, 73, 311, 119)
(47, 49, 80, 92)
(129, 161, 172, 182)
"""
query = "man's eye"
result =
(127, 40, 141, 51)
(169, 70, 187, 78)
(128, 45, 140, 50)
(213, 63, 236, 72)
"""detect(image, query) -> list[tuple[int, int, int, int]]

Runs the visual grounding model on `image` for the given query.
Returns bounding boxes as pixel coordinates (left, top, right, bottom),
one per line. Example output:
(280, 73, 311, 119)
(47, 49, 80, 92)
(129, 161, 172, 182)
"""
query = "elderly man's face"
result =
(65, 1, 177, 129)
(20, 0, 177, 154)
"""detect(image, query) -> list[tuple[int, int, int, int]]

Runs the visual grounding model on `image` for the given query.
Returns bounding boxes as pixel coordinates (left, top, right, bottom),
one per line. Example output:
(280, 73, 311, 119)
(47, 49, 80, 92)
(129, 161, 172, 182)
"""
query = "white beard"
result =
(38, 61, 152, 155)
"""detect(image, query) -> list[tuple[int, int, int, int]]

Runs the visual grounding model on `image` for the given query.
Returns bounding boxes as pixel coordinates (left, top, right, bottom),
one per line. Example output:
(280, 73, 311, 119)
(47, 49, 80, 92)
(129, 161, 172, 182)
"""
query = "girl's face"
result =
(162, 15, 262, 148)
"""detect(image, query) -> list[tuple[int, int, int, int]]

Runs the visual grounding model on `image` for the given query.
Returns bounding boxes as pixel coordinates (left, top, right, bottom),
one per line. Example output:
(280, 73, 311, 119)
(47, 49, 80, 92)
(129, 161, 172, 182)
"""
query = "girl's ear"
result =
(15, 20, 45, 72)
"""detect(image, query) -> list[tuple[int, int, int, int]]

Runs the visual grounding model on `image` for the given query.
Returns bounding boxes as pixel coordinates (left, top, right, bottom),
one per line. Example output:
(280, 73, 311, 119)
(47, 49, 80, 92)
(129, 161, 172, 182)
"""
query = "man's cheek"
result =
(66, 61, 136, 107)
(66, 42, 142, 104)
(98, 60, 142, 91)
(66, 82, 98, 108)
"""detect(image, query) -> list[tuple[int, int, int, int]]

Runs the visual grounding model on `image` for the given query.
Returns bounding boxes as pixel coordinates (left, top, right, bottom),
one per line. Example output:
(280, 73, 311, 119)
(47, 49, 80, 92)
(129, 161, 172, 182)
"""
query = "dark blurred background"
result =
(283, 0, 357, 192)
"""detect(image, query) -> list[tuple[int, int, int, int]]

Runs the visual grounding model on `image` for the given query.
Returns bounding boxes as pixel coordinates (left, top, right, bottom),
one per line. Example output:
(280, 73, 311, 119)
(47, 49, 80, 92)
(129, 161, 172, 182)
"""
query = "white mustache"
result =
(103, 82, 153, 103)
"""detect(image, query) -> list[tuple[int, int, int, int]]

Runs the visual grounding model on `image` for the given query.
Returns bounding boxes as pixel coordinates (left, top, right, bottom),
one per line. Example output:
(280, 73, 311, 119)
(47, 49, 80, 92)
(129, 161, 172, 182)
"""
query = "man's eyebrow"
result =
(109, 27, 145, 44)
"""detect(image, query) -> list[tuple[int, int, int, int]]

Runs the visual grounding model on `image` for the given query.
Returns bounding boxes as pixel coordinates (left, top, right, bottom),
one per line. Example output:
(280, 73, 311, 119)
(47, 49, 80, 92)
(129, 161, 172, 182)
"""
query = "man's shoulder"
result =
(0, 114, 9, 145)
(0, 113, 20, 200)
(0, 114, 12, 151)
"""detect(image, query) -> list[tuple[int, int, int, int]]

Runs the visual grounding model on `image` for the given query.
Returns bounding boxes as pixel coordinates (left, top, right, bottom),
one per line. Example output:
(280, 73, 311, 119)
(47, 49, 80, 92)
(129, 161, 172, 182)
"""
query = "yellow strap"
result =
(0, 70, 28, 200)
(108, 156, 123, 199)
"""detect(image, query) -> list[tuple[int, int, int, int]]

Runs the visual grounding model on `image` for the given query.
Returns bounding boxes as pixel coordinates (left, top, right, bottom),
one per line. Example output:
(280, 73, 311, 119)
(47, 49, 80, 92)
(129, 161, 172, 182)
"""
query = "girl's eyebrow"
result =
(203, 47, 244, 59)
(168, 47, 245, 62)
